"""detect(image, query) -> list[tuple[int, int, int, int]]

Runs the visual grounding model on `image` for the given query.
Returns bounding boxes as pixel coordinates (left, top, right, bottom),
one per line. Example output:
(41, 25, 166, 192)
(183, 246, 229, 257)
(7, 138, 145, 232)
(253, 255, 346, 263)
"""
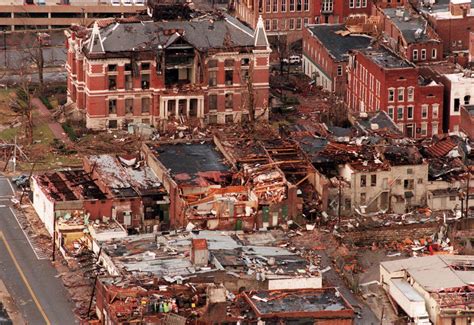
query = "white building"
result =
(380, 255, 474, 325)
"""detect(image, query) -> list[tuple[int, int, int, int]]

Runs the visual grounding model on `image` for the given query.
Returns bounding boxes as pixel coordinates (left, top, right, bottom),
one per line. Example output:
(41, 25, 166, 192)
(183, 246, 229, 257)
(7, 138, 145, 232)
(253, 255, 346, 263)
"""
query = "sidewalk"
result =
(0, 279, 26, 325)
(31, 97, 73, 146)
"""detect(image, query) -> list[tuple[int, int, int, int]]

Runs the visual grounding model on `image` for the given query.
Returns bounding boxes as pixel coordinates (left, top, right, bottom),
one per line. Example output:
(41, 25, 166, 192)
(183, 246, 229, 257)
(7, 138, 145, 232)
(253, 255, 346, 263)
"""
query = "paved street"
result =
(317, 250, 380, 325)
(0, 176, 77, 325)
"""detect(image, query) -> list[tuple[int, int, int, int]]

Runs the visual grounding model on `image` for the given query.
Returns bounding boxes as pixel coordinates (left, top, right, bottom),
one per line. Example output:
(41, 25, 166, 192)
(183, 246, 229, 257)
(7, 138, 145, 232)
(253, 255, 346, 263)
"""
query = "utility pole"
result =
(338, 179, 342, 226)
(3, 30, 6, 69)
(12, 135, 16, 173)
(466, 171, 471, 218)
(52, 215, 56, 261)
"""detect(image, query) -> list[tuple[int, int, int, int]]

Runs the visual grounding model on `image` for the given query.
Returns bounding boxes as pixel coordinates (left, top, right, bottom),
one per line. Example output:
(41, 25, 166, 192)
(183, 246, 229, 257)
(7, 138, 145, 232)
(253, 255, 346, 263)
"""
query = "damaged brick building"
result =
(346, 46, 444, 138)
(65, 7, 271, 130)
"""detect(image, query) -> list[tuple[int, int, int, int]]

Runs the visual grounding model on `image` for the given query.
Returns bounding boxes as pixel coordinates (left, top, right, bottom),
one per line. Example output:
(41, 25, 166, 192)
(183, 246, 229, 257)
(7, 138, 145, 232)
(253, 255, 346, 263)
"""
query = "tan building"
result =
(380, 255, 474, 325)
(0, 0, 145, 31)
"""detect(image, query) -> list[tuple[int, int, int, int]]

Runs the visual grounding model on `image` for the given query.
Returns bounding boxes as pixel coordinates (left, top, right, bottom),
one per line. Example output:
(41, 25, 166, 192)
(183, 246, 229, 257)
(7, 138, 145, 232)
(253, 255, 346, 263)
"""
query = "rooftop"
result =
(34, 169, 107, 202)
(307, 24, 372, 61)
(243, 288, 353, 318)
(85, 14, 255, 55)
(381, 255, 474, 292)
(99, 230, 321, 279)
(359, 47, 412, 69)
(150, 142, 231, 186)
(383, 8, 434, 44)
(87, 154, 165, 196)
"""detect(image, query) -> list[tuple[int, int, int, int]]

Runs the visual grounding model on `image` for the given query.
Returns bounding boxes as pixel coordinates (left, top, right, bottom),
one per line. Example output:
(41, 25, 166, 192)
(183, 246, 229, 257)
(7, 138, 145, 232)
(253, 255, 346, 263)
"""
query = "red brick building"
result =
(346, 47, 444, 138)
(460, 104, 474, 138)
(374, 6, 443, 63)
(235, 0, 372, 46)
(417, 0, 474, 55)
(66, 13, 271, 130)
(302, 24, 372, 96)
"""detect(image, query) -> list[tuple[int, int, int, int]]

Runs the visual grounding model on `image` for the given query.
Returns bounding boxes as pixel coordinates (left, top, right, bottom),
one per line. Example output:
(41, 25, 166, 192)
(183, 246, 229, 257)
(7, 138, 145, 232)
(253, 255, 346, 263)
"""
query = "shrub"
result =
(39, 95, 54, 110)
(61, 122, 78, 142)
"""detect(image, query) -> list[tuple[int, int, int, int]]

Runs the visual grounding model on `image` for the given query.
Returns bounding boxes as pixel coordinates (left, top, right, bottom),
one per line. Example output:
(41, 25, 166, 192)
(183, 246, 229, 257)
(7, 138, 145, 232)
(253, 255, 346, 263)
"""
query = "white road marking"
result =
(8, 207, 49, 260)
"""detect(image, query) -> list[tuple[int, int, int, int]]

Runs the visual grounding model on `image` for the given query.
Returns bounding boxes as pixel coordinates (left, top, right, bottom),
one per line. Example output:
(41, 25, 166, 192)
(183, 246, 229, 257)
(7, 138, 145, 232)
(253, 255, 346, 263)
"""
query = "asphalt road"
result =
(317, 250, 380, 325)
(0, 176, 77, 325)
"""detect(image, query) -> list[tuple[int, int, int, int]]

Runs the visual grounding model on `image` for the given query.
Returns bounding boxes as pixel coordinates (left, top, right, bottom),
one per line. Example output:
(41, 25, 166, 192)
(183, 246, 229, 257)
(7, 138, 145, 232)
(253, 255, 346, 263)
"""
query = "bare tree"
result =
(9, 74, 35, 145)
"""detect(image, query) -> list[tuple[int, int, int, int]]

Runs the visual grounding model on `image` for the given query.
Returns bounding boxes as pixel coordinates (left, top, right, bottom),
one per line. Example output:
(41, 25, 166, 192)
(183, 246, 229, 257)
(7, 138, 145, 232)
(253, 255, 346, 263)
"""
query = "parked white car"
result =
(283, 55, 301, 65)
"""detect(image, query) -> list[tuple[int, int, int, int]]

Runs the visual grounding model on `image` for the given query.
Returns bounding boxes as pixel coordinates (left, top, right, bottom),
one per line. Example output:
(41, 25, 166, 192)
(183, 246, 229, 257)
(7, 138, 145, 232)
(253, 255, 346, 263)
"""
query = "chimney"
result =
(190, 238, 209, 266)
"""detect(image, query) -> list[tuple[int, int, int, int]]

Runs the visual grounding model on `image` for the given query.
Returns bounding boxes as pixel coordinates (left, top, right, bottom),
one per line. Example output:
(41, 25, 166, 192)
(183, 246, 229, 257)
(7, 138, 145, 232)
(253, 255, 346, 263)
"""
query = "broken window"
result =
(388, 88, 394, 102)
(371, 174, 376, 187)
(209, 94, 218, 111)
(141, 73, 150, 89)
(189, 99, 198, 117)
(108, 64, 117, 71)
(125, 74, 133, 90)
(208, 114, 217, 124)
(344, 198, 351, 210)
(141, 97, 150, 114)
(360, 175, 366, 187)
(464, 95, 471, 105)
(225, 70, 233, 86)
(454, 98, 460, 112)
(209, 71, 217, 87)
(407, 105, 413, 119)
(125, 98, 133, 114)
(108, 75, 117, 90)
(225, 114, 233, 123)
(167, 100, 176, 117)
(241, 69, 249, 83)
(404, 179, 414, 190)
(108, 99, 117, 114)
(225, 93, 233, 109)
(178, 99, 186, 116)
(360, 192, 366, 205)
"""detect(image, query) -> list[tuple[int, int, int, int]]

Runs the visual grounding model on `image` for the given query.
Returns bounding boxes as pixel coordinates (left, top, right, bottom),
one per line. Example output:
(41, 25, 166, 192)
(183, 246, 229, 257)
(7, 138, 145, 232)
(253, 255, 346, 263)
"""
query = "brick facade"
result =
(302, 24, 372, 96)
(66, 16, 271, 130)
(235, 0, 372, 45)
(421, 0, 474, 54)
(374, 6, 443, 63)
(346, 48, 444, 138)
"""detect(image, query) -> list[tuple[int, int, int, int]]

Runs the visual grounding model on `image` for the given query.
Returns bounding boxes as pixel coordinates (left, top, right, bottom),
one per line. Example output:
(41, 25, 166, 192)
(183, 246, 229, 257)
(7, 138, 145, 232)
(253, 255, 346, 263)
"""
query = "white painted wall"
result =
(31, 177, 55, 236)
(267, 275, 322, 290)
